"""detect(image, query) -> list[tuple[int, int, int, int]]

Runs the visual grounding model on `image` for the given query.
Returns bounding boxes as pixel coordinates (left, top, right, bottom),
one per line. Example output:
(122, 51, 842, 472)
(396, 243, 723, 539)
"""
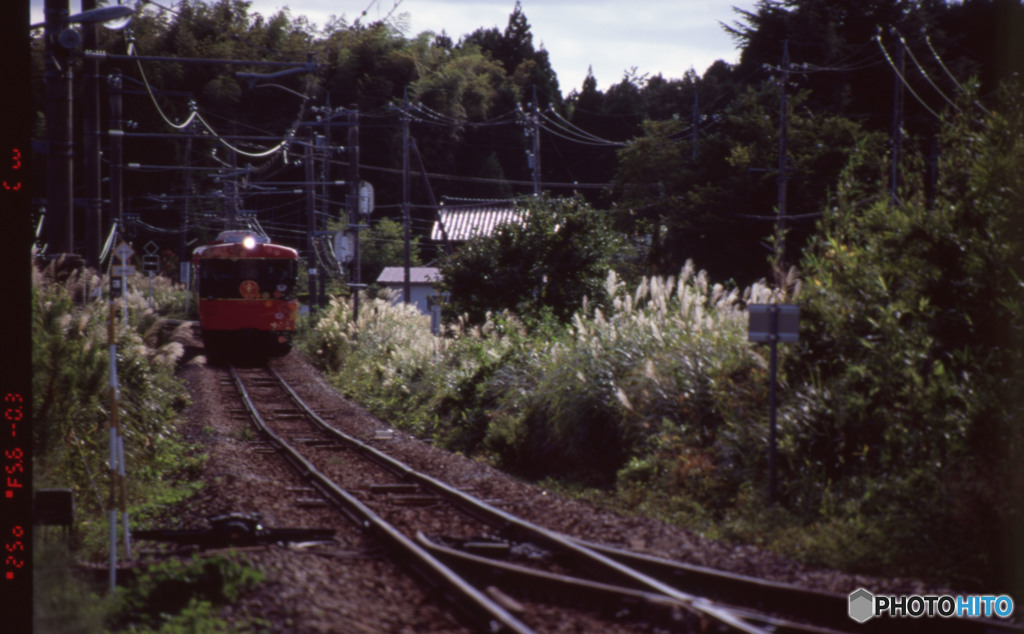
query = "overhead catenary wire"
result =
(875, 33, 947, 123)
(923, 31, 992, 116)
(895, 30, 962, 113)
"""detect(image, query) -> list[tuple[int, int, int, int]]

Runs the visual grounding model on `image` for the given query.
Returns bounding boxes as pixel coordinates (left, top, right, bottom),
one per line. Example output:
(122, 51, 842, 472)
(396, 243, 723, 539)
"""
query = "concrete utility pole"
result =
(44, 0, 74, 255)
(691, 90, 700, 160)
(890, 31, 905, 207)
(109, 69, 124, 234)
(402, 88, 411, 304)
(775, 40, 790, 283)
(347, 106, 362, 321)
(82, 0, 102, 268)
(306, 129, 318, 310)
(531, 87, 541, 195)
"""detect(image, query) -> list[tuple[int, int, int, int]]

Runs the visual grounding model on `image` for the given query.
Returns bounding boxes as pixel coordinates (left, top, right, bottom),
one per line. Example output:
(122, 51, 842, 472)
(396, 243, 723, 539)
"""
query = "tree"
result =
(438, 195, 623, 325)
(614, 82, 866, 284)
(360, 217, 422, 287)
(786, 80, 1024, 587)
(461, 0, 561, 108)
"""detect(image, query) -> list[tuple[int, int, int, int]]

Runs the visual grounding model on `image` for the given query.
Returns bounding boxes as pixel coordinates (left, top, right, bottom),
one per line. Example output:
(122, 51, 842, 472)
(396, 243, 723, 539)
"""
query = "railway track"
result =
(213, 362, 1020, 634)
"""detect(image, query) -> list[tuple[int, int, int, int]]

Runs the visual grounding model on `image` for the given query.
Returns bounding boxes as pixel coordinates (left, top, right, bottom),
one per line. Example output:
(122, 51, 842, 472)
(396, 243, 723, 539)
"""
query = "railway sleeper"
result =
(389, 494, 441, 507)
(295, 498, 331, 508)
(369, 483, 420, 495)
(300, 439, 346, 449)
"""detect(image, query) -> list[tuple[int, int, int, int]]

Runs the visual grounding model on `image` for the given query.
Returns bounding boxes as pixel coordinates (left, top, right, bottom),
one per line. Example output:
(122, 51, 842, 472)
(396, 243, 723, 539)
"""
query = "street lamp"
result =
(40, 0, 134, 262)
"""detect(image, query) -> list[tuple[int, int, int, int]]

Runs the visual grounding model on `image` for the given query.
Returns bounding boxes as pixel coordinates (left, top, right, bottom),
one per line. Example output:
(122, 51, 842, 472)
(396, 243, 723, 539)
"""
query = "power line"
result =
(876, 33, 946, 122)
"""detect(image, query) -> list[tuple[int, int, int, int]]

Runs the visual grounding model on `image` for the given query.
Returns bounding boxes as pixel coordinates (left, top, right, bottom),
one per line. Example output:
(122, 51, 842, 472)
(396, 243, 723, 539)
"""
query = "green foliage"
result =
(32, 265, 215, 624)
(108, 553, 265, 633)
(482, 267, 785, 488)
(438, 194, 624, 325)
(784, 82, 1024, 588)
(614, 83, 870, 283)
(301, 262, 787, 492)
(301, 80, 1024, 590)
(33, 268, 201, 526)
(359, 217, 423, 289)
(34, 542, 111, 634)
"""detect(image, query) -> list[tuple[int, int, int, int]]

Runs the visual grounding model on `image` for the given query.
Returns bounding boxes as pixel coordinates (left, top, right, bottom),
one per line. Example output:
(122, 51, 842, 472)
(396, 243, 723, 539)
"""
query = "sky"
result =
(30, 0, 759, 94)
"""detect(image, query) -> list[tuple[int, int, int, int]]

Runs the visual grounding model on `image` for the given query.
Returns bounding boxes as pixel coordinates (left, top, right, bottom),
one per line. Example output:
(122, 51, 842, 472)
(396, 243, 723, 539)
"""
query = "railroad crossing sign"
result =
(113, 241, 135, 263)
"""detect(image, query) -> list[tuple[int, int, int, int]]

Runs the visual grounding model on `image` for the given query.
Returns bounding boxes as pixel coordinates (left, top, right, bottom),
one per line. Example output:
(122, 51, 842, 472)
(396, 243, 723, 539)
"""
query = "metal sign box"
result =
(748, 304, 800, 343)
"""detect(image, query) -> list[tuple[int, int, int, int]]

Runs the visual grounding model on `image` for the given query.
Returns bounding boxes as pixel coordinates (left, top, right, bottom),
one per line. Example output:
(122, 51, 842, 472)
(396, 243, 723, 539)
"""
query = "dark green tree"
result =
(786, 81, 1024, 587)
(438, 195, 623, 325)
(360, 217, 423, 287)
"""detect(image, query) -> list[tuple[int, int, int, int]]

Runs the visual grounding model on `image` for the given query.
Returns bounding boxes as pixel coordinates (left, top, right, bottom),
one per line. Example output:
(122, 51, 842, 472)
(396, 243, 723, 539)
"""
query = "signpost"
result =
(748, 304, 799, 505)
(142, 243, 160, 308)
(108, 238, 134, 591)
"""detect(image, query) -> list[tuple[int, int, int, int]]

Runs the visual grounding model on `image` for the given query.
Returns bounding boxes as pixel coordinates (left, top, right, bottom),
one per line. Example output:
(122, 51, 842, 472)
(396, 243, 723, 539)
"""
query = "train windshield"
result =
(198, 258, 298, 299)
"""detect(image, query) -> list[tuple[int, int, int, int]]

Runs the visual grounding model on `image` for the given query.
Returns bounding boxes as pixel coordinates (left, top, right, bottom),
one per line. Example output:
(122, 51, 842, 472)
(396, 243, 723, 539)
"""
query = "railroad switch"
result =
(132, 513, 335, 548)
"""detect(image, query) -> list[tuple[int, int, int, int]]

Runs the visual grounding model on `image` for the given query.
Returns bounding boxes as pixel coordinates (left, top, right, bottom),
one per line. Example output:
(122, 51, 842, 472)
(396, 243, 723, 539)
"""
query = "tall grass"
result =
(299, 262, 1023, 588)
(302, 264, 795, 493)
(32, 264, 212, 630)
(33, 266, 200, 540)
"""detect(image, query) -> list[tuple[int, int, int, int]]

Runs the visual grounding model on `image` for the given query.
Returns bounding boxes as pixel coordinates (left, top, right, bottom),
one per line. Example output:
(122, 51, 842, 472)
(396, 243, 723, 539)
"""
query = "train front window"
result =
(199, 259, 297, 299)
(256, 260, 297, 298)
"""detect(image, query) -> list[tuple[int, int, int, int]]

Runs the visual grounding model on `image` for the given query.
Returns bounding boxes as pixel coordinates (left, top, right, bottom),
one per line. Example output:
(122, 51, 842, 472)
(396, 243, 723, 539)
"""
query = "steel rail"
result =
(418, 534, 858, 634)
(572, 538, 1024, 634)
(415, 531, 705, 630)
(266, 366, 770, 633)
(265, 363, 1024, 633)
(227, 365, 534, 634)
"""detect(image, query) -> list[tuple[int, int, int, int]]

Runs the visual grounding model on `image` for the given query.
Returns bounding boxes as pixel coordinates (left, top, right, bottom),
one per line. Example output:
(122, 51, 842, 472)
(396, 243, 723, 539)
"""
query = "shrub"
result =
(32, 266, 201, 555)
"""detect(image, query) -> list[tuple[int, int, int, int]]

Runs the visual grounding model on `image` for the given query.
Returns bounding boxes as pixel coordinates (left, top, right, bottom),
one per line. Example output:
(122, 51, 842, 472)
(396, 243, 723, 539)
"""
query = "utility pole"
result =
(775, 40, 790, 285)
(890, 31, 904, 207)
(317, 121, 328, 308)
(44, 0, 74, 255)
(226, 130, 238, 231)
(180, 127, 192, 282)
(305, 129, 318, 311)
(691, 89, 700, 160)
(531, 86, 541, 195)
(109, 70, 124, 234)
(402, 88, 411, 305)
(83, 0, 102, 268)
(347, 106, 362, 321)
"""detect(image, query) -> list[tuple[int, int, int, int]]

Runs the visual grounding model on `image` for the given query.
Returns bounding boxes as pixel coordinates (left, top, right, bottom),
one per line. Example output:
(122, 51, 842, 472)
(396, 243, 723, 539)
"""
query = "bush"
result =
(782, 81, 1024, 589)
(438, 194, 625, 326)
(32, 264, 211, 627)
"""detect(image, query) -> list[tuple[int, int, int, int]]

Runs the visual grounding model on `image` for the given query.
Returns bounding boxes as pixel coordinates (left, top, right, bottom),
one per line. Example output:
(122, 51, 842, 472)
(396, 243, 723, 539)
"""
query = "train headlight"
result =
(242, 236, 256, 249)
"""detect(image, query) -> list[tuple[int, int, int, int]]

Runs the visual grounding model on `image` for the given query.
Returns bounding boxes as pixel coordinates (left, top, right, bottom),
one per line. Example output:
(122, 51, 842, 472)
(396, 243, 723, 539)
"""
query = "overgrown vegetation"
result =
(32, 265, 265, 632)
(33, 266, 201, 542)
(438, 194, 627, 325)
(300, 84, 1024, 594)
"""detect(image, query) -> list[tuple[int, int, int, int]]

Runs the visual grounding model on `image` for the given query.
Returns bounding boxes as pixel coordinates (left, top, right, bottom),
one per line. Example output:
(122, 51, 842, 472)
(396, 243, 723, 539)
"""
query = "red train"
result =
(192, 231, 299, 357)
